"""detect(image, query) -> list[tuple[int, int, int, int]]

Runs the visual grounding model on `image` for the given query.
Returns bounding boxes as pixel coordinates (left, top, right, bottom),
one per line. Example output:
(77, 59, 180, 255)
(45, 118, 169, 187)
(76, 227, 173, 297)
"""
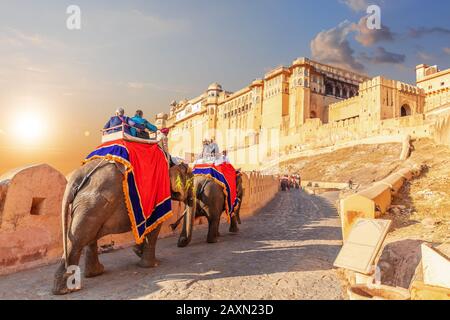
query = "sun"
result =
(12, 112, 46, 143)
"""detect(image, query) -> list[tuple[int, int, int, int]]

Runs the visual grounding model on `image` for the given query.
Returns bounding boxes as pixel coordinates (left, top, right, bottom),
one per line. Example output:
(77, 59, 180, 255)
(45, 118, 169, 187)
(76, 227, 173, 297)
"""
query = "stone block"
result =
(410, 280, 450, 300)
(334, 218, 391, 274)
(339, 195, 376, 240)
(421, 243, 450, 289)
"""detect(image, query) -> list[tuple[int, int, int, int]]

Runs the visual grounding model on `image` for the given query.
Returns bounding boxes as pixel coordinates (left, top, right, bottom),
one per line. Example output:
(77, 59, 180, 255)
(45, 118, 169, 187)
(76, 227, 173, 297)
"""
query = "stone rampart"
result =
(0, 167, 278, 275)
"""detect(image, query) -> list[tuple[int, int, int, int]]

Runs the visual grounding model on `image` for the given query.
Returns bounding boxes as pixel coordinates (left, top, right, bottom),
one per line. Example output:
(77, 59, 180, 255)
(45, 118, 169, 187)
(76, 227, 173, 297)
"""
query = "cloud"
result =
(352, 16, 395, 47)
(340, 0, 370, 11)
(409, 27, 450, 38)
(24, 66, 48, 73)
(127, 82, 189, 94)
(444, 47, 450, 55)
(310, 21, 365, 72)
(91, 9, 189, 40)
(359, 47, 405, 64)
(0, 28, 48, 48)
(127, 82, 146, 89)
(417, 51, 434, 61)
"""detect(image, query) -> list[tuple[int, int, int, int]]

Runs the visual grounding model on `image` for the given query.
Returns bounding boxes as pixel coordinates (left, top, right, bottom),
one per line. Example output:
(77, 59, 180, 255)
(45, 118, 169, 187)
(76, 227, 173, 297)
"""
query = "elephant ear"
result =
(113, 161, 127, 176)
(181, 162, 192, 175)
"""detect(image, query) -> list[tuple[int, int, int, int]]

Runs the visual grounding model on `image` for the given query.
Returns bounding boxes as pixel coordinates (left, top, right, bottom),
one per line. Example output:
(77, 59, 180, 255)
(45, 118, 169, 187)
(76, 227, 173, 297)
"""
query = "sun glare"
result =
(12, 112, 46, 143)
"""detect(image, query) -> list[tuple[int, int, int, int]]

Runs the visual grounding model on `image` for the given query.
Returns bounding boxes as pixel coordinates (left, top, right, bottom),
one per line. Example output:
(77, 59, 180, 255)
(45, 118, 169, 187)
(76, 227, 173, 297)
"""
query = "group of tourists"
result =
(103, 108, 228, 165)
(280, 174, 301, 191)
(103, 108, 159, 139)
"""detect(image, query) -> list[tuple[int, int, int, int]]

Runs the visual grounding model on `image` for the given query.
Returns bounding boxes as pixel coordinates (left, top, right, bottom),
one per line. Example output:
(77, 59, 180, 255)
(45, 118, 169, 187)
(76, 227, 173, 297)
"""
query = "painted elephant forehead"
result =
(84, 139, 172, 244)
(193, 163, 239, 218)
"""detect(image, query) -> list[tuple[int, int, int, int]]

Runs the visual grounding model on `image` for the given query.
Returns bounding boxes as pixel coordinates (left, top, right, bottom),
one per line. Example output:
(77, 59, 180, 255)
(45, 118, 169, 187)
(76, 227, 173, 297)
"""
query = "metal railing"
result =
(101, 123, 158, 140)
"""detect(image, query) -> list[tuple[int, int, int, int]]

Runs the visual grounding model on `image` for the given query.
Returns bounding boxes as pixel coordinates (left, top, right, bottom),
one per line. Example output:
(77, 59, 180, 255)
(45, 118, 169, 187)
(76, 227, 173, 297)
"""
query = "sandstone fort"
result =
(158, 58, 450, 169)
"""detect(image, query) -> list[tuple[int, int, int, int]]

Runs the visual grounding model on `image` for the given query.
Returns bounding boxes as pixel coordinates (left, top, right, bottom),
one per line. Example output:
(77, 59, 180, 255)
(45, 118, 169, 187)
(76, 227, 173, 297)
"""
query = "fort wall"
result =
(0, 164, 67, 275)
(0, 169, 278, 275)
(339, 163, 423, 240)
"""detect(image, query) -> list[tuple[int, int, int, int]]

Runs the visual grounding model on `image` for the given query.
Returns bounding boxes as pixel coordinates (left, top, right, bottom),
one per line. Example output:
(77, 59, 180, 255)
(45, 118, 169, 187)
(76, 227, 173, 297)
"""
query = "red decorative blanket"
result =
(85, 139, 172, 244)
(193, 163, 238, 218)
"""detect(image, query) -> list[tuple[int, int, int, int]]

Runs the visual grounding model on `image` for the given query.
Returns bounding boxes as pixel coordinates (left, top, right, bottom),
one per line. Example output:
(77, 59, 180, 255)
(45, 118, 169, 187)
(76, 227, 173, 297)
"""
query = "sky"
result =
(0, 0, 449, 174)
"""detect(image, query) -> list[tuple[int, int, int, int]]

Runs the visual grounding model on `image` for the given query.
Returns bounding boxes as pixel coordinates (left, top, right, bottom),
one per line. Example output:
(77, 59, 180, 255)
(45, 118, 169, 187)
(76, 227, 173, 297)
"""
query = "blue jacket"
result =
(130, 115, 158, 136)
(104, 116, 134, 135)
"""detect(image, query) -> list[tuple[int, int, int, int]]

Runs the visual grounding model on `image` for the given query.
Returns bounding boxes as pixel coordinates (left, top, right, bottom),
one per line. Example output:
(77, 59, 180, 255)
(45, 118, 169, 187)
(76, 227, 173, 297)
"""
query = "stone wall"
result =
(0, 168, 278, 275)
(227, 111, 437, 172)
(0, 164, 67, 275)
(339, 164, 423, 240)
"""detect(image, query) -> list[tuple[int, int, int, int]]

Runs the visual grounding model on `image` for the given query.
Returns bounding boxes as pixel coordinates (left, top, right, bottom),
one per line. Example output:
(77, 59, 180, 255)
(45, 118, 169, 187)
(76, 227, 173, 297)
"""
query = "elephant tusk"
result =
(170, 206, 188, 231)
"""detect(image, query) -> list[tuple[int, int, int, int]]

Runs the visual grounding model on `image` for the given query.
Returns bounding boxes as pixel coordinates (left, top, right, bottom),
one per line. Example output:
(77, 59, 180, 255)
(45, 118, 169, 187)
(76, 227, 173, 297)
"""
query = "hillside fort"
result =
(157, 57, 449, 170)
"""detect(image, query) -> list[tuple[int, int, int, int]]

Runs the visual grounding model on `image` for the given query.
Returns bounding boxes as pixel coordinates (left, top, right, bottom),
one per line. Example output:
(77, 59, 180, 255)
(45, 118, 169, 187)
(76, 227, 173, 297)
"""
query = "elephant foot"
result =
(207, 237, 218, 244)
(229, 225, 239, 233)
(177, 236, 191, 248)
(84, 263, 105, 278)
(138, 258, 160, 268)
(53, 269, 81, 295)
(53, 285, 81, 295)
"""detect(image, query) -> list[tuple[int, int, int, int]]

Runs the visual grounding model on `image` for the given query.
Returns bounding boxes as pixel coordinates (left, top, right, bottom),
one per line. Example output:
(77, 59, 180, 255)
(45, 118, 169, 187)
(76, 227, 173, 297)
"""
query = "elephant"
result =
(52, 159, 194, 295)
(177, 172, 244, 247)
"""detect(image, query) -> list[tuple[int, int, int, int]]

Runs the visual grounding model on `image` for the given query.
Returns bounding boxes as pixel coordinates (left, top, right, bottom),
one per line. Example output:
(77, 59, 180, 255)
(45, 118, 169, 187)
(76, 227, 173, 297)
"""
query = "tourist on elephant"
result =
(209, 138, 220, 157)
(130, 110, 158, 139)
(199, 139, 211, 159)
(158, 127, 170, 155)
(103, 108, 135, 135)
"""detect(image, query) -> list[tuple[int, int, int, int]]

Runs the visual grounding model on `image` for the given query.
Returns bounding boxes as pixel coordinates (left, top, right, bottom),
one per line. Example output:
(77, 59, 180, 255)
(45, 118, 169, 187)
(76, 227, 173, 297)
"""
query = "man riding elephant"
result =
(177, 171, 244, 247)
(52, 160, 194, 295)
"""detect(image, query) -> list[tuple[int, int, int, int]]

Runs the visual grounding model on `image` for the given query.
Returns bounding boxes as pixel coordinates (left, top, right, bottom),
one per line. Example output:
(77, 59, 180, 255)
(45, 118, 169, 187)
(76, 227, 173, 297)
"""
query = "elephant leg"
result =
(132, 243, 145, 258)
(138, 224, 162, 268)
(229, 215, 239, 233)
(52, 241, 84, 295)
(207, 215, 220, 243)
(84, 241, 105, 278)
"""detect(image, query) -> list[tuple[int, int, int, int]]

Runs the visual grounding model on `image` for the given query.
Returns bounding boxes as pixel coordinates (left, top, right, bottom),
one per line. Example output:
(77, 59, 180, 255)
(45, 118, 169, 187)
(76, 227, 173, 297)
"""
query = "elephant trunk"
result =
(177, 199, 195, 248)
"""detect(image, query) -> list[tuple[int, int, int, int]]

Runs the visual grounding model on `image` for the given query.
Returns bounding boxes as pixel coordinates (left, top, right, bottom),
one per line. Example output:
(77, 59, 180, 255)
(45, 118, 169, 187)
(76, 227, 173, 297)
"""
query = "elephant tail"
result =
(61, 180, 77, 269)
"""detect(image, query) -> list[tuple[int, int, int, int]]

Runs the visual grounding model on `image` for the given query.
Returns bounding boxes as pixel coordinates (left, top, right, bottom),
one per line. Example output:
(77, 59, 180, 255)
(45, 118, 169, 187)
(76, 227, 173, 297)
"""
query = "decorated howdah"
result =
(84, 139, 172, 244)
(193, 163, 239, 218)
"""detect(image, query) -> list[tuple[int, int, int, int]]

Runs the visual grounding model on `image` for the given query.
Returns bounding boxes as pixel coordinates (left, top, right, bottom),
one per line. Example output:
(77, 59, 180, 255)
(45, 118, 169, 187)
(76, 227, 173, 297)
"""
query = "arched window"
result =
(401, 104, 411, 117)
(310, 110, 317, 118)
(325, 83, 333, 95)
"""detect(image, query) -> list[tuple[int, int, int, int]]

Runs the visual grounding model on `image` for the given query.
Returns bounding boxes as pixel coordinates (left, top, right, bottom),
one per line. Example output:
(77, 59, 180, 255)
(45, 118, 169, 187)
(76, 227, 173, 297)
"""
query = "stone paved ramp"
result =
(0, 190, 345, 300)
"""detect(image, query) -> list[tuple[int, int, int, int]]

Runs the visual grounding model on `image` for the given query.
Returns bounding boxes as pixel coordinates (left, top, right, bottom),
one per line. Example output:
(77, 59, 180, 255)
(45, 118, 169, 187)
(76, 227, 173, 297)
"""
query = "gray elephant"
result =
(52, 160, 193, 295)
(177, 173, 244, 247)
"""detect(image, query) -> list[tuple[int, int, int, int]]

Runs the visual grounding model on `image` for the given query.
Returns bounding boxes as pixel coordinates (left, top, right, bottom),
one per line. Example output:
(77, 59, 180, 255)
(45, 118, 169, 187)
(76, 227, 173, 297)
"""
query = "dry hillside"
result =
(279, 138, 449, 243)
(279, 143, 403, 186)
(386, 138, 450, 243)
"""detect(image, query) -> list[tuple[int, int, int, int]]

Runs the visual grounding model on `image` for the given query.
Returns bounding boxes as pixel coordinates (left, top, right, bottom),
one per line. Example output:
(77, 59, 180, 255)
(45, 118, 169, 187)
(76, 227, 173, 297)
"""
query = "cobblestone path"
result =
(0, 190, 345, 300)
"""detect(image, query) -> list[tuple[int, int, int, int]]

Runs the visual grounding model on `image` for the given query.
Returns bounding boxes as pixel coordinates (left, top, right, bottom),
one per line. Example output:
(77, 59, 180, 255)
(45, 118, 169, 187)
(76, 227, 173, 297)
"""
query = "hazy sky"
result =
(0, 0, 449, 174)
